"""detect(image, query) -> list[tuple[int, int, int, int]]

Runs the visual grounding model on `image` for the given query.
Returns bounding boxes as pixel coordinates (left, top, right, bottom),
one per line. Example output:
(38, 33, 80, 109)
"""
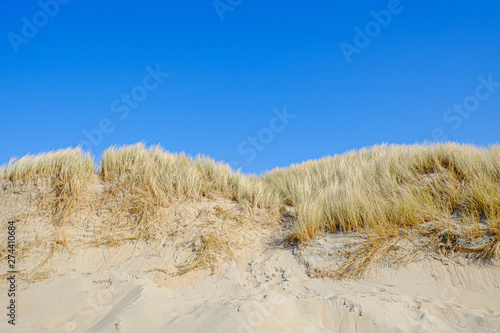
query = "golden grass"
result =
(101, 143, 279, 208)
(99, 143, 280, 240)
(176, 233, 235, 275)
(1, 147, 94, 192)
(264, 143, 500, 242)
(2, 142, 499, 278)
(0, 147, 95, 226)
(310, 236, 417, 279)
(0, 148, 97, 272)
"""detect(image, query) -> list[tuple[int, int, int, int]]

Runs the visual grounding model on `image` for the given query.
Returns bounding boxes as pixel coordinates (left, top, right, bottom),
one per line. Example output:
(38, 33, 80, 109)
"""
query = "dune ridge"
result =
(0, 142, 499, 332)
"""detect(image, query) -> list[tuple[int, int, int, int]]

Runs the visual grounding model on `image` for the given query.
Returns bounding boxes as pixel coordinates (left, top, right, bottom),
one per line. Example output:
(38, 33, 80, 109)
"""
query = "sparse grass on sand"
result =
(1, 142, 499, 278)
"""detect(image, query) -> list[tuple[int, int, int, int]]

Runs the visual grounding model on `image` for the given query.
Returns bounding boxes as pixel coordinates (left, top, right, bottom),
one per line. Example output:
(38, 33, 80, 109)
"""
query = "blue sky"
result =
(1, 1, 499, 174)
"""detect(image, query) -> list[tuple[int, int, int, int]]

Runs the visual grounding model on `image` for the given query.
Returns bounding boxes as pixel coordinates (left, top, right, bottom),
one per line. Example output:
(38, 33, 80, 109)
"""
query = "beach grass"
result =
(2, 142, 499, 277)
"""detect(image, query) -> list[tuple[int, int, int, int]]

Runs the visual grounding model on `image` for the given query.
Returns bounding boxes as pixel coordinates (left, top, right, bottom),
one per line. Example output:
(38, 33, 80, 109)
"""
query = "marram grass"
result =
(2, 142, 499, 275)
(1, 147, 94, 195)
(264, 143, 500, 241)
(100, 143, 280, 208)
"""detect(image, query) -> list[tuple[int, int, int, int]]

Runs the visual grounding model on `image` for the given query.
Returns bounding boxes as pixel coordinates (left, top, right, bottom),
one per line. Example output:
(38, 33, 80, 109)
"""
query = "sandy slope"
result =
(0, 179, 499, 332)
(1, 237, 499, 333)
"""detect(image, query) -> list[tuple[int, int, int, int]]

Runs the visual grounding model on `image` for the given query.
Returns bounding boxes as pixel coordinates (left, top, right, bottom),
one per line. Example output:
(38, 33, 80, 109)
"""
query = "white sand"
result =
(1, 238, 499, 332)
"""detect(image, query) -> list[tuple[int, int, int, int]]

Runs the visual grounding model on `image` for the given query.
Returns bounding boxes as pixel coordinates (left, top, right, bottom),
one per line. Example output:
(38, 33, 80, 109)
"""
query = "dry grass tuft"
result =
(1, 148, 95, 269)
(1, 147, 94, 226)
(99, 143, 281, 241)
(101, 143, 279, 208)
(1, 147, 94, 195)
(482, 236, 500, 259)
(176, 233, 234, 275)
(311, 237, 414, 279)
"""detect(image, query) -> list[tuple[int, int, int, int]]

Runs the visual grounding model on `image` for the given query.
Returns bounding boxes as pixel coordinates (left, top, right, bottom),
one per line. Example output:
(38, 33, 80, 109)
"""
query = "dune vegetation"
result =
(1, 142, 499, 277)
(265, 143, 500, 240)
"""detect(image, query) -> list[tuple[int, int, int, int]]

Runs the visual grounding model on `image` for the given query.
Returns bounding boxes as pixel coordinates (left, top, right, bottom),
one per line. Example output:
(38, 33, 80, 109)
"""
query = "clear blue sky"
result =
(1, 1, 499, 174)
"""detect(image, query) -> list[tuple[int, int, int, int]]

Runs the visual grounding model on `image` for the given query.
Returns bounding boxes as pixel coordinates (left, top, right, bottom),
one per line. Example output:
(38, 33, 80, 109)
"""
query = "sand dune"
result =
(1, 144, 500, 332)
